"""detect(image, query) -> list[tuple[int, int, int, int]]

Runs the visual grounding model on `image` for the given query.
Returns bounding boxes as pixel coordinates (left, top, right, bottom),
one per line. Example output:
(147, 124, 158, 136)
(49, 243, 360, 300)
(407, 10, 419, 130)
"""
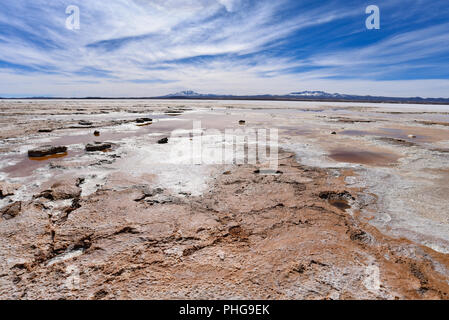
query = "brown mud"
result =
(1, 150, 449, 299)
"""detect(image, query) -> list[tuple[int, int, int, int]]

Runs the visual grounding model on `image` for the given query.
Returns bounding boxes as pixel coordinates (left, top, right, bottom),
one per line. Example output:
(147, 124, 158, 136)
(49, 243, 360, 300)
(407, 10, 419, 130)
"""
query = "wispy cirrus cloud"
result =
(0, 0, 449, 97)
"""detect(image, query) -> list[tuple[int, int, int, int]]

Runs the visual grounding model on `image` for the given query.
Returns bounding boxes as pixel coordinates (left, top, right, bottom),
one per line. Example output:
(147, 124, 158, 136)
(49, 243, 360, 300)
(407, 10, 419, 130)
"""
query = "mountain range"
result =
(158, 90, 449, 104)
(2, 90, 449, 104)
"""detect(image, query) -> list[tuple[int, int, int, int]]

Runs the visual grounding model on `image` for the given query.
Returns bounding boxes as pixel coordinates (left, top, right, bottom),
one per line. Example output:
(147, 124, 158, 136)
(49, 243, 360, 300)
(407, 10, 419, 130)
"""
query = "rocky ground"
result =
(1, 99, 449, 299)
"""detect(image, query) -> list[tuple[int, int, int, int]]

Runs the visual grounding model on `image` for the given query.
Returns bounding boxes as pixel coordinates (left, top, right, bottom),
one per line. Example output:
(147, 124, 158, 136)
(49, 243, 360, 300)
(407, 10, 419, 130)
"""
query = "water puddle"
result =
(340, 127, 441, 143)
(3, 151, 79, 177)
(0, 109, 336, 179)
(340, 130, 371, 136)
(279, 127, 314, 136)
(319, 191, 353, 212)
(165, 113, 183, 117)
(329, 149, 399, 166)
(28, 152, 68, 161)
(0, 112, 257, 178)
(378, 128, 430, 142)
(329, 199, 351, 211)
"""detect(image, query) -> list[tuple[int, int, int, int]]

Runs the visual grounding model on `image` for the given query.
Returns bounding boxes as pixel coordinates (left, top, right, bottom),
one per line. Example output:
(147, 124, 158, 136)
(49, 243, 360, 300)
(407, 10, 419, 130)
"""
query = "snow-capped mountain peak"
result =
(165, 90, 203, 97)
(288, 91, 344, 98)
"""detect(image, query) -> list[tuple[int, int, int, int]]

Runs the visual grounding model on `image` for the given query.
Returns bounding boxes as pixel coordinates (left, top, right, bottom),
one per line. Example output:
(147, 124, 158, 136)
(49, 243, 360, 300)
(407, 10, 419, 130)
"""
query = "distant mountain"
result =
(158, 90, 449, 104)
(285, 91, 449, 103)
(289, 91, 346, 98)
(2, 90, 449, 104)
(162, 90, 219, 98)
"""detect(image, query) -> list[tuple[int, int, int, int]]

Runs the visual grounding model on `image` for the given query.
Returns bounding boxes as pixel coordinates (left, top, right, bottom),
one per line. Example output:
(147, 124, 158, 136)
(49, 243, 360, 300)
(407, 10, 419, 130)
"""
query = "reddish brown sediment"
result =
(328, 149, 400, 167)
(28, 152, 69, 161)
(415, 120, 449, 127)
(1, 150, 449, 300)
(1, 100, 449, 300)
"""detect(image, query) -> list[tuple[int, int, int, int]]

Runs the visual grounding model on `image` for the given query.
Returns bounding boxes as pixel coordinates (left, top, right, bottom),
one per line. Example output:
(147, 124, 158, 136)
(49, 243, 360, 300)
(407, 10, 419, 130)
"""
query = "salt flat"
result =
(1, 99, 449, 299)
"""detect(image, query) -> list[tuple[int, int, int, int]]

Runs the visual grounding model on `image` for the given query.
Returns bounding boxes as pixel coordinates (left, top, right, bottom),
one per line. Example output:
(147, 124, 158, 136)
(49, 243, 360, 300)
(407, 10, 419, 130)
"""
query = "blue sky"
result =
(1, 0, 449, 97)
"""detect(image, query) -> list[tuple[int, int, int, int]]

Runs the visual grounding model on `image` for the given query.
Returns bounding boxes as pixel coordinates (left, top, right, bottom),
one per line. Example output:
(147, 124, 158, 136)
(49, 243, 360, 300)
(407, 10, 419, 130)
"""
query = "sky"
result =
(0, 0, 449, 98)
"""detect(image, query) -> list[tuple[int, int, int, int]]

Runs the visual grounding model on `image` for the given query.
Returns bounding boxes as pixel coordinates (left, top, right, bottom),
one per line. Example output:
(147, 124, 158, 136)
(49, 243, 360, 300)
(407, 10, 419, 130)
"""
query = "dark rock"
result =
(165, 110, 183, 116)
(319, 190, 354, 201)
(36, 190, 54, 200)
(76, 178, 86, 187)
(79, 120, 93, 126)
(136, 118, 152, 123)
(38, 129, 53, 133)
(94, 130, 100, 136)
(64, 197, 81, 215)
(157, 137, 168, 144)
(28, 145, 67, 157)
(349, 229, 373, 245)
(86, 142, 112, 152)
(253, 169, 282, 175)
(94, 289, 109, 299)
(1, 201, 22, 220)
(239, 120, 246, 125)
(331, 131, 337, 135)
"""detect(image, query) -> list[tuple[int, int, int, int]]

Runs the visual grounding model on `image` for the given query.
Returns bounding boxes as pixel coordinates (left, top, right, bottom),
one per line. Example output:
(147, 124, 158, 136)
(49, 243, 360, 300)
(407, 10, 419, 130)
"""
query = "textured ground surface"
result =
(1, 99, 449, 299)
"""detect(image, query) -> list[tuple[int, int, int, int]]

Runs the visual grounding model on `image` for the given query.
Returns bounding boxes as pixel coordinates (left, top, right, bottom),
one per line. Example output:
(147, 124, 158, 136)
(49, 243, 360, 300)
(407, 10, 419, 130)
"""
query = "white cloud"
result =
(218, 0, 241, 12)
(0, 0, 448, 97)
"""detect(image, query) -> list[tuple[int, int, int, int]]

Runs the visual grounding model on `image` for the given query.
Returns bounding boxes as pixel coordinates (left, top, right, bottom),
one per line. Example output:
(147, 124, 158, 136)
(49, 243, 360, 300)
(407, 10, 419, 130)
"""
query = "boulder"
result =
(28, 145, 67, 157)
(94, 130, 100, 136)
(157, 137, 169, 144)
(85, 142, 112, 152)
(239, 120, 246, 125)
(1, 201, 22, 220)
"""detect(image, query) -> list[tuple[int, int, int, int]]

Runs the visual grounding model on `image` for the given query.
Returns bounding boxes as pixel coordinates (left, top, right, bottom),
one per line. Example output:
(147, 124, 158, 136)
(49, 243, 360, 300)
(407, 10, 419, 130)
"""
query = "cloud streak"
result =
(0, 0, 449, 97)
